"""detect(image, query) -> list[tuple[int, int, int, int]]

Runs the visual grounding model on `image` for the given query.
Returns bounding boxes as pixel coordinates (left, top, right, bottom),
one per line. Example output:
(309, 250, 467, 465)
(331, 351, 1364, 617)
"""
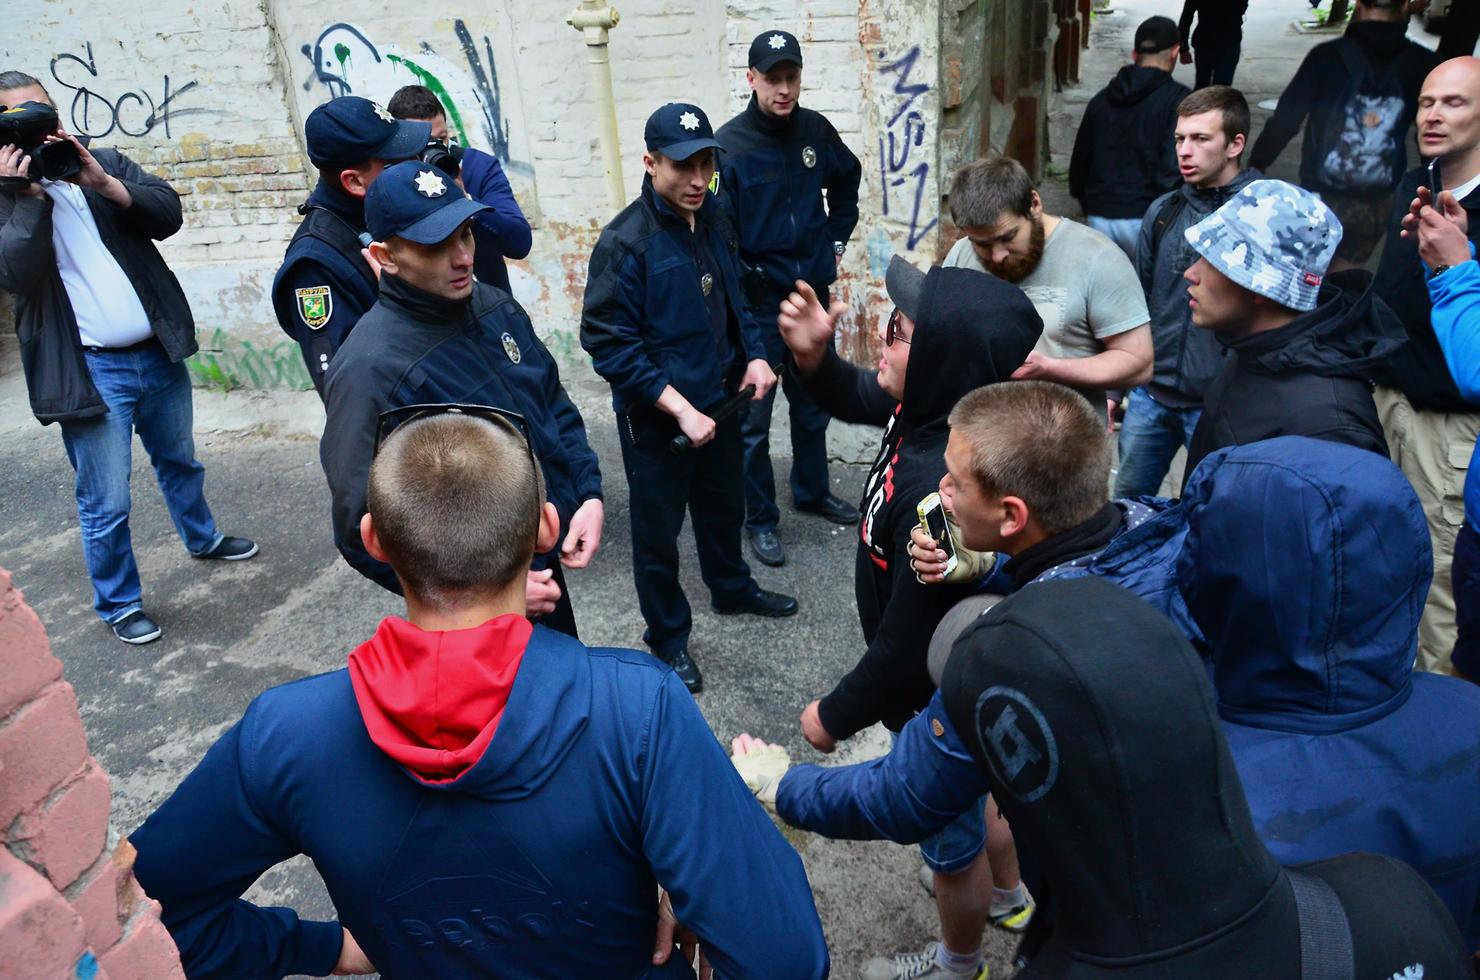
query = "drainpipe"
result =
(568, 2, 626, 213)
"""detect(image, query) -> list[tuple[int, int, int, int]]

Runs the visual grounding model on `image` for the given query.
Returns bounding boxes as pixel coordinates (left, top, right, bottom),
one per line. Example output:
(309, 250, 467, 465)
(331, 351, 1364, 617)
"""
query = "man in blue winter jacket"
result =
(131, 408, 828, 979)
(388, 84, 532, 293)
(320, 161, 603, 638)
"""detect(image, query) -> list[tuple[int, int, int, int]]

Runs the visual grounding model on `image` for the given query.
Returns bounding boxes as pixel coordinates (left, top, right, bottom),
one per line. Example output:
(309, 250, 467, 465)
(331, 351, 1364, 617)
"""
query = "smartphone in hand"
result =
(917, 492, 960, 578)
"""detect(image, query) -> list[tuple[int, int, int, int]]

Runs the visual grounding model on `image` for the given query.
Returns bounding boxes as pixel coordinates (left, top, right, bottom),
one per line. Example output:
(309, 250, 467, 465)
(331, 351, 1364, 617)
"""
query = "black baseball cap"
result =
(305, 96, 432, 169)
(749, 30, 803, 72)
(1134, 16, 1180, 54)
(365, 161, 489, 244)
(885, 255, 926, 321)
(643, 103, 721, 162)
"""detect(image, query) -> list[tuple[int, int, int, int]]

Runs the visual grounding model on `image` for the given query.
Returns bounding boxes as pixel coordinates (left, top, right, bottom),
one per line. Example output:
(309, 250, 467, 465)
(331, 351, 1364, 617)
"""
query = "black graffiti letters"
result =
(49, 43, 201, 140)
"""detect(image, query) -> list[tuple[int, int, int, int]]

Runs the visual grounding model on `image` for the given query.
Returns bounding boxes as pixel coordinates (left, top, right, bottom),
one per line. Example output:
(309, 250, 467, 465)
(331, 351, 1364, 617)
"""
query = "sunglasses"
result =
(887, 308, 912, 347)
(374, 403, 536, 464)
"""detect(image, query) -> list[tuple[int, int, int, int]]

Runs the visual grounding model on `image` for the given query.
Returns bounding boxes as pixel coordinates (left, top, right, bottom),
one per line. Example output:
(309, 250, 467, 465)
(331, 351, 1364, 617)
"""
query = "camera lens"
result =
(419, 139, 461, 179)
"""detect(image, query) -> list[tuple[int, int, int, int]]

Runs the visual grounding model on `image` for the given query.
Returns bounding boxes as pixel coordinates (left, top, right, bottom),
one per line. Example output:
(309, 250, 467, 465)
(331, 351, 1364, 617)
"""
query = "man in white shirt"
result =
(0, 71, 256, 645)
(944, 156, 1153, 422)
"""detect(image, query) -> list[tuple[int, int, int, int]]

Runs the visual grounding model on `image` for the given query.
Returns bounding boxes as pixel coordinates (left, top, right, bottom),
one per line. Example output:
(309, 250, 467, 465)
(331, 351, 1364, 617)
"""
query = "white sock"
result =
(991, 884, 1026, 910)
(935, 942, 982, 975)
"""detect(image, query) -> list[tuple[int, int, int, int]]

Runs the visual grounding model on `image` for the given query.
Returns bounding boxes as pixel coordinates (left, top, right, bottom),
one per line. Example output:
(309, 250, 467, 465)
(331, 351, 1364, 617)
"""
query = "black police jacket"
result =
(0, 149, 197, 424)
(716, 96, 861, 301)
(581, 176, 767, 415)
(271, 180, 379, 397)
(322, 273, 603, 593)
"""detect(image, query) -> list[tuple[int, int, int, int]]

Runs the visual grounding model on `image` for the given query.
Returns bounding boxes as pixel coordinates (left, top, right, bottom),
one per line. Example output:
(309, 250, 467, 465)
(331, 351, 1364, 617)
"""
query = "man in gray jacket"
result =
(0, 71, 255, 645)
(1116, 85, 1259, 496)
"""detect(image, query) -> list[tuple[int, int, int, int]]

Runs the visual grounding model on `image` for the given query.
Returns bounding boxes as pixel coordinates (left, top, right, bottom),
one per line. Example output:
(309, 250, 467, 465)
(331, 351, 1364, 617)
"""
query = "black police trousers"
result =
(616, 405, 756, 659)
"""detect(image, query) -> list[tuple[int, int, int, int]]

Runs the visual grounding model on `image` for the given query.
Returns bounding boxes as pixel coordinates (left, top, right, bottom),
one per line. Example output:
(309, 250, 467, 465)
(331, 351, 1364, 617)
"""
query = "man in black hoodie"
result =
(1068, 16, 1190, 259)
(777, 261, 1040, 980)
(1180, 178, 1403, 489)
(1249, 0, 1438, 268)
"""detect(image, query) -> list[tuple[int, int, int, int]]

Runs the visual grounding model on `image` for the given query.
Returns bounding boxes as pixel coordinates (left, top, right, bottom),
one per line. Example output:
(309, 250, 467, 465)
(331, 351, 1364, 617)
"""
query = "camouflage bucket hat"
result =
(1184, 179, 1343, 312)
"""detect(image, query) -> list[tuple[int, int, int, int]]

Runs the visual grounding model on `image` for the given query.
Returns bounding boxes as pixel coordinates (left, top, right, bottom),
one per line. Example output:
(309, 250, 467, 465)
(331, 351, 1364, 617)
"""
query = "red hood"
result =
(348, 614, 532, 785)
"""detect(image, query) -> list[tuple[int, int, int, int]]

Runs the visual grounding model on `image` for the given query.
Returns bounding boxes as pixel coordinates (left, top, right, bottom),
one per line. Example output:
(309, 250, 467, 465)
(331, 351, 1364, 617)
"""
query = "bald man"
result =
(1374, 56, 1480, 675)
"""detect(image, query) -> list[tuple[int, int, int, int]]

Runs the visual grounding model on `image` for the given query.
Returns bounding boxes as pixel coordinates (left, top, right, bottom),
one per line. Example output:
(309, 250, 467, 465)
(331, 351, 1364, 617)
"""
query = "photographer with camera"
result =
(0, 71, 256, 645)
(270, 96, 430, 398)
(388, 85, 531, 294)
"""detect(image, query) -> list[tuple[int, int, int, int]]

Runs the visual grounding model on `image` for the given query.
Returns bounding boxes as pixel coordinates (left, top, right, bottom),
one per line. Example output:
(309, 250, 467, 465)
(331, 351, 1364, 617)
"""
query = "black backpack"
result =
(1313, 42, 1421, 194)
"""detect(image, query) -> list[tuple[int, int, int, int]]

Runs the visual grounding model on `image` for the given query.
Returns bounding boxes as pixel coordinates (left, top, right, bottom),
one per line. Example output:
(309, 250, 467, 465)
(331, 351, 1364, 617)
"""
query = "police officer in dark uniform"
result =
(271, 97, 430, 398)
(581, 103, 798, 692)
(717, 30, 863, 568)
(322, 161, 603, 638)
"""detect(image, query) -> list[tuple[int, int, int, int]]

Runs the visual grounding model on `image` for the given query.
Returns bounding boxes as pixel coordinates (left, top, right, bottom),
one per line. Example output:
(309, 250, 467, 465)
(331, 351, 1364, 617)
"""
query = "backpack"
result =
(1314, 42, 1418, 193)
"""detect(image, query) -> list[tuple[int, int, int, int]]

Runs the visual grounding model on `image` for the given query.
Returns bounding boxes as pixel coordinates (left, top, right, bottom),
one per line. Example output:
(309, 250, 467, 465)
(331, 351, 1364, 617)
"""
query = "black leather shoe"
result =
(797, 494, 860, 526)
(748, 529, 786, 567)
(712, 588, 799, 618)
(663, 648, 704, 693)
(111, 610, 162, 645)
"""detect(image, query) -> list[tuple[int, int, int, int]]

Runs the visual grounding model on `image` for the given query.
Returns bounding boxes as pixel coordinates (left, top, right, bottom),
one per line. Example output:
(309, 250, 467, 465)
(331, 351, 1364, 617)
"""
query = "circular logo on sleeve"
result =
(973, 686, 1058, 803)
(501, 332, 522, 364)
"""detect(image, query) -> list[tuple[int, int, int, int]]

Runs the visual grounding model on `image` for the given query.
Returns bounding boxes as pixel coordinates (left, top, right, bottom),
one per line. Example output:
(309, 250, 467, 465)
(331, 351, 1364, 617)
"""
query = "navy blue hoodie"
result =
(130, 619, 827, 978)
(1179, 436, 1480, 951)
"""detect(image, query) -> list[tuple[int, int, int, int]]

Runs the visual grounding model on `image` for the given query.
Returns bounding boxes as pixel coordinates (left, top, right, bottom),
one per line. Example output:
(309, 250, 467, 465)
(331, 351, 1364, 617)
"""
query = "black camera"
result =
(418, 138, 464, 179)
(0, 102, 81, 182)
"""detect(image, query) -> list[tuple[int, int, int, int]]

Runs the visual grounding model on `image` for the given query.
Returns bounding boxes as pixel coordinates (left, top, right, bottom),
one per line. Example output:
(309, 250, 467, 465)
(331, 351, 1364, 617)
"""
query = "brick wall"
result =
(0, 570, 185, 980)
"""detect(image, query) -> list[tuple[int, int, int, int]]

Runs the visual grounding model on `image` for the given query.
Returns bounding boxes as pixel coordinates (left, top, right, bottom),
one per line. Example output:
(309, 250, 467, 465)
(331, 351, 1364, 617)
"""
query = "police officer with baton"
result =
(582, 102, 798, 693)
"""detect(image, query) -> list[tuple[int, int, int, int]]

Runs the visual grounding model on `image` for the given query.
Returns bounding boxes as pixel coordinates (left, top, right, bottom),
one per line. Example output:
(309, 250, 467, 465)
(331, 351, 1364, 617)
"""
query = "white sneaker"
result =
(860, 941, 987, 980)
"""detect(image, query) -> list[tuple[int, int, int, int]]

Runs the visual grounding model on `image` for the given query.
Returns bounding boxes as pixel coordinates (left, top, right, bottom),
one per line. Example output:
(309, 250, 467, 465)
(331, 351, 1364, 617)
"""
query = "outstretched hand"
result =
(730, 733, 791, 807)
(778, 280, 846, 374)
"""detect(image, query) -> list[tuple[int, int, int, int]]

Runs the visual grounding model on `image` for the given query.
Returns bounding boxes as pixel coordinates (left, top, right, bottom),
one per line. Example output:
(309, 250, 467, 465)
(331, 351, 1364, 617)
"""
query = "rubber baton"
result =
(669, 385, 757, 454)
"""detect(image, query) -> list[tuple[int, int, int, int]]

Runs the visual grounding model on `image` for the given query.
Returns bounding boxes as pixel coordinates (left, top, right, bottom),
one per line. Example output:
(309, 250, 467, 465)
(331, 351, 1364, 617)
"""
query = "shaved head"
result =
(1419, 57, 1480, 171)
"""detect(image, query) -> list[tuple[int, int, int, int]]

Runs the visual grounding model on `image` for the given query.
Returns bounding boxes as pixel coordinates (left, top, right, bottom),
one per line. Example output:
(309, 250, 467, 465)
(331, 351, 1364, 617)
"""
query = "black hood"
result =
(1346, 18, 1416, 61)
(1222, 269, 1406, 379)
(899, 266, 1042, 432)
(939, 578, 1284, 965)
(1106, 65, 1178, 107)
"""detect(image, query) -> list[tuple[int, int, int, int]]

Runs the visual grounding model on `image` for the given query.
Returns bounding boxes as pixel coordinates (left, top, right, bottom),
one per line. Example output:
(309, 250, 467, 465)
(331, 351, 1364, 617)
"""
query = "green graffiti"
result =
(335, 42, 352, 73)
(385, 54, 470, 147)
(187, 330, 312, 391)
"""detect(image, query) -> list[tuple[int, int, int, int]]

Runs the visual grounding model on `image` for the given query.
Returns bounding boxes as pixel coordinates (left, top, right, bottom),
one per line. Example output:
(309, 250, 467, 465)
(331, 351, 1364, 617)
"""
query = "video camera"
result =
(419, 137, 464, 180)
(0, 102, 81, 182)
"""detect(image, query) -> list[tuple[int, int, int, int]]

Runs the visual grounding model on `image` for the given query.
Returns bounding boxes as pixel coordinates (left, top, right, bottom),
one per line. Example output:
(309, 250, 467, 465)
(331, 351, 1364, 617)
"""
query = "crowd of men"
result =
(4, 4, 1480, 977)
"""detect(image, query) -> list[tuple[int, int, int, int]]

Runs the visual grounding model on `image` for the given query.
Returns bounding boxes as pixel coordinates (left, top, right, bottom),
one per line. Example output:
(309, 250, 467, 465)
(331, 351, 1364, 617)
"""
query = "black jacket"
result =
(1249, 21, 1438, 191)
(1069, 66, 1189, 220)
(1179, 0, 1250, 51)
(1374, 165, 1480, 411)
(581, 177, 766, 415)
(716, 97, 862, 312)
(322, 274, 602, 593)
(1182, 270, 1403, 490)
(0, 150, 196, 424)
(939, 578, 1473, 978)
(803, 266, 1042, 740)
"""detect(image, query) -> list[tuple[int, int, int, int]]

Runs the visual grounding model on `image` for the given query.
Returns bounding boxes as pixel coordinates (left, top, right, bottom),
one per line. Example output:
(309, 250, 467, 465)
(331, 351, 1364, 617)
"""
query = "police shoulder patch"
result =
(295, 286, 332, 331)
(708, 170, 721, 196)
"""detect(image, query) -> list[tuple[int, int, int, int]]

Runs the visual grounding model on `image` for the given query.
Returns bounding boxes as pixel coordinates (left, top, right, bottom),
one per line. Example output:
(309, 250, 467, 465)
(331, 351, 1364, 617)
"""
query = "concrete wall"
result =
(0, 570, 185, 980)
(2, 0, 957, 388)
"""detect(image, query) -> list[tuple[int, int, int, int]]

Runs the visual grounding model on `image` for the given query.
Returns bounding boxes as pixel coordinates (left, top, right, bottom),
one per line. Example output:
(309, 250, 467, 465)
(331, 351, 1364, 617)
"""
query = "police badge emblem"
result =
(501, 331, 522, 364)
(295, 286, 332, 330)
(802, 146, 817, 169)
(700, 273, 714, 296)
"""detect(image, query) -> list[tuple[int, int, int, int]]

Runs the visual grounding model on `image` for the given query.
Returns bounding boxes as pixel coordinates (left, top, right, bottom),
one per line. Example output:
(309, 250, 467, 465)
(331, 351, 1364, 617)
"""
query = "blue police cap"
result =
(749, 30, 803, 72)
(365, 161, 490, 244)
(643, 103, 721, 162)
(305, 97, 431, 169)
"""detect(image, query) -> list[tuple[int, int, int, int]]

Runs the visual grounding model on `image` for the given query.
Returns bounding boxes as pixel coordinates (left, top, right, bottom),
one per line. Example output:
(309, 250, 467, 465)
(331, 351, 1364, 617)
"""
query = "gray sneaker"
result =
(860, 942, 986, 980)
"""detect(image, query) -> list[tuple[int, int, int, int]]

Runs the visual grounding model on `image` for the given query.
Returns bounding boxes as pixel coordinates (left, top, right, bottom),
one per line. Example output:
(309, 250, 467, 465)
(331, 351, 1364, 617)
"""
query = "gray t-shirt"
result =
(943, 217, 1148, 363)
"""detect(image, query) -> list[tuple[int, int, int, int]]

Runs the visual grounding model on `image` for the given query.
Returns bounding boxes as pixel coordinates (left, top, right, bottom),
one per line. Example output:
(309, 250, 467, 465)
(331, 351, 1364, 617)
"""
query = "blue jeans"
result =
(1114, 387, 1201, 498)
(60, 342, 221, 623)
(1085, 215, 1142, 262)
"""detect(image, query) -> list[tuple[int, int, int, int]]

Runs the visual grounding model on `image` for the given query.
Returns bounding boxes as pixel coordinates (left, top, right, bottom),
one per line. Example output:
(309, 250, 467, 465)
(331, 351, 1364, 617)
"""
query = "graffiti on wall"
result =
(876, 47, 937, 251)
(48, 43, 202, 139)
(300, 20, 528, 175)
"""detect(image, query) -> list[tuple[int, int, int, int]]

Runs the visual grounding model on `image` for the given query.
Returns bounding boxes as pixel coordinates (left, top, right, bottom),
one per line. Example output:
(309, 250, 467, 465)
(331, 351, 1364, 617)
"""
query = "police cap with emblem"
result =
(305, 96, 432, 170)
(644, 103, 722, 163)
(365, 160, 489, 244)
(749, 30, 803, 72)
